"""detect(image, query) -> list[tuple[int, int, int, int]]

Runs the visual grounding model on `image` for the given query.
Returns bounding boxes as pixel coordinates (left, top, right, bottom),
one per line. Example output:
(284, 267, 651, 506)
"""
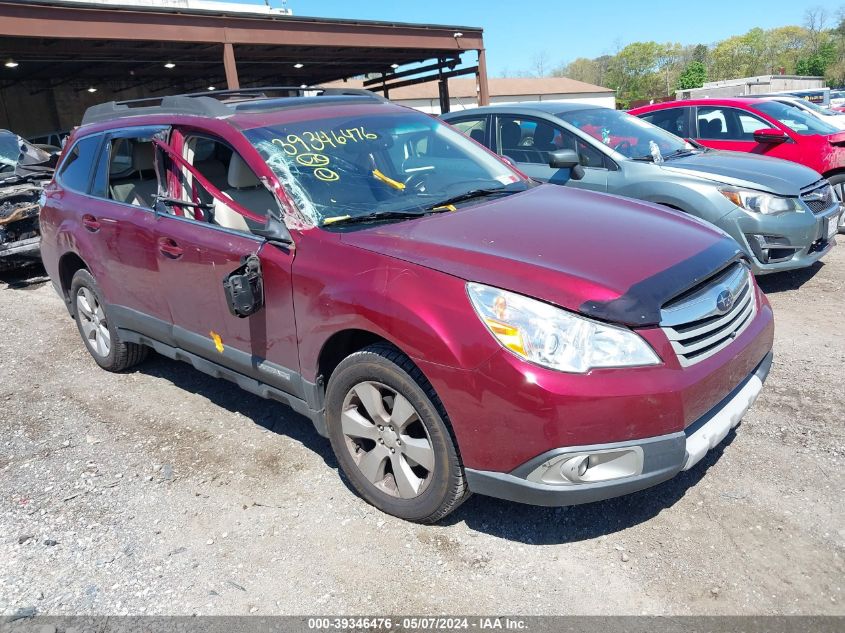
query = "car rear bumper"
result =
(465, 351, 772, 506)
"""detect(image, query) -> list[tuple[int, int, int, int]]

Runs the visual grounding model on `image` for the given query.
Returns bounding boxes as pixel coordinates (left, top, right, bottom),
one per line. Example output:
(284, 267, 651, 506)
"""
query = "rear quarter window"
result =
(58, 135, 102, 193)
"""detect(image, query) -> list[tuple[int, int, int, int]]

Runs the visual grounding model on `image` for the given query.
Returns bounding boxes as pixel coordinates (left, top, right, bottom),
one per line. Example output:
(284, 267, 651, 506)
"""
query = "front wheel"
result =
(828, 173, 845, 234)
(325, 344, 469, 523)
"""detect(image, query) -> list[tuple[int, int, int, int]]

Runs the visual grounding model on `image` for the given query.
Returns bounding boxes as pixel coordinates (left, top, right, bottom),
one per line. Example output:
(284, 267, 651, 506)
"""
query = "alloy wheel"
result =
(76, 286, 111, 358)
(340, 381, 436, 499)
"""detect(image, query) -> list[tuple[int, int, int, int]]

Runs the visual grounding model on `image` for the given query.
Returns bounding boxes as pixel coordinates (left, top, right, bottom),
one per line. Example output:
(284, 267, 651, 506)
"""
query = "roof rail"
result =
(81, 85, 387, 125)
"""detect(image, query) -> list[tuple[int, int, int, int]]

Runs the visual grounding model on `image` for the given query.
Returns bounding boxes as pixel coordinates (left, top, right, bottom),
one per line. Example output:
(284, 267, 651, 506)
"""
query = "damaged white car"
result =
(0, 130, 55, 270)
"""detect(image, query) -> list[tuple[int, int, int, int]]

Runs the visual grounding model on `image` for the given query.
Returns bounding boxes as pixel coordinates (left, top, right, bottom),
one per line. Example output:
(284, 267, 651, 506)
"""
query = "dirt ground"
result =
(0, 246, 843, 616)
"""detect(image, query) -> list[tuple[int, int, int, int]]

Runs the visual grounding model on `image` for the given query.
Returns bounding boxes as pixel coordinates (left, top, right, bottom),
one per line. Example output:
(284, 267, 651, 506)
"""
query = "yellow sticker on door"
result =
(210, 331, 224, 353)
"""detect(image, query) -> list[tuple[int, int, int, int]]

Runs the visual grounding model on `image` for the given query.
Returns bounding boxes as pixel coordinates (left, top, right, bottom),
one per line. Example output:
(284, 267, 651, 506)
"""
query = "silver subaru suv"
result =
(443, 103, 841, 274)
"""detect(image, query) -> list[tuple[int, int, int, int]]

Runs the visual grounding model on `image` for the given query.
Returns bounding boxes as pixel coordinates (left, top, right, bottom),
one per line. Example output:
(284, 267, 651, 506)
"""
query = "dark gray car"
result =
(442, 103, 841, 274)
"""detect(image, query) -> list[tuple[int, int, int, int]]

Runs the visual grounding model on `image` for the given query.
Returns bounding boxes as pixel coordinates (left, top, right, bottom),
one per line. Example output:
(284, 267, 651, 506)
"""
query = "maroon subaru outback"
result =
(39, 88, 774, 523)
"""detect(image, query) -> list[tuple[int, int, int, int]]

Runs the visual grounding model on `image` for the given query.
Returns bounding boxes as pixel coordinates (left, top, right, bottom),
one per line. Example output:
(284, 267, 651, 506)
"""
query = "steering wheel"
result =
(403, 171, 433, 193)
(613, 140, 632, 154)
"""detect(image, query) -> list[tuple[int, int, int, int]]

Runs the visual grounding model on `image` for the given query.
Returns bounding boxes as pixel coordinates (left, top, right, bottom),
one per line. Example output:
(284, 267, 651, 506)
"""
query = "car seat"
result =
(213, 154, 275, 232)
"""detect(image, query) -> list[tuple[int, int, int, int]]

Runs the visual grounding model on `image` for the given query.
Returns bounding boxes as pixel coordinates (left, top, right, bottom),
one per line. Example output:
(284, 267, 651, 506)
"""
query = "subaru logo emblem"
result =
(716, 289, 734, 314)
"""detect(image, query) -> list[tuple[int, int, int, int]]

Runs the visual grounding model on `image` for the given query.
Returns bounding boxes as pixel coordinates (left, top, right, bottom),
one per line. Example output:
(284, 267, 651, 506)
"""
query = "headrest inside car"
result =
(132, 143, 155, 172)
(228, 153, 260, 189)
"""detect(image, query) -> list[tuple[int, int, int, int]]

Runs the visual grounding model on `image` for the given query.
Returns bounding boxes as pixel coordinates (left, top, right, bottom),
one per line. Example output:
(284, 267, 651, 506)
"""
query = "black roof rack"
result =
(81, 86, 387, 125)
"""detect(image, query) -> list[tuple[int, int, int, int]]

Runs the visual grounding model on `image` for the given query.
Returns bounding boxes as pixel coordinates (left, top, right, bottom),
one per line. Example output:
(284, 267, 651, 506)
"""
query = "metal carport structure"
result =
(0, 0, 488, 135)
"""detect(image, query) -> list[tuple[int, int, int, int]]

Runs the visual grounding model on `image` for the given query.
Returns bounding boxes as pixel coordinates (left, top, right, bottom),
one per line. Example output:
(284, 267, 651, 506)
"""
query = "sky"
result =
(227, 0, 836, 77)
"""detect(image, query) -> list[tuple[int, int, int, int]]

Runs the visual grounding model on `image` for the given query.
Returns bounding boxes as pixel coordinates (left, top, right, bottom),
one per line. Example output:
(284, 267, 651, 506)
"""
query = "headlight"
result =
(466, 283, 661, 373)
(719, 188, 801, 215)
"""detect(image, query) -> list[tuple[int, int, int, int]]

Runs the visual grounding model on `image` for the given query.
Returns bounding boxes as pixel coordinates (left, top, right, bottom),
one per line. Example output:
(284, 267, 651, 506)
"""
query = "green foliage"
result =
(550, 18, 845, 104)
(677, 61, 707, 90)
(796, 42, 838, 76)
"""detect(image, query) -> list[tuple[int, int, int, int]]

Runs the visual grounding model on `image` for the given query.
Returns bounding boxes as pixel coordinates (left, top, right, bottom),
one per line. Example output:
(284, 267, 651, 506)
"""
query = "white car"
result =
(767, 96, 845, 130)
(829, 90, 845, 108)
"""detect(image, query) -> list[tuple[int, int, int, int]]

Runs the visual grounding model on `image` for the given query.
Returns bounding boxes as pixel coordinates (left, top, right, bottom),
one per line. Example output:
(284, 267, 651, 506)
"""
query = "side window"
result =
(58, 135, 101, 193)
(698, 107, 766, 141)
(738, 112, 768, 136)
(448, 117, 488, 147)
(640, 108, 690, 137)
(496, 116, 600, 167)
(697, 107, 729, 139)
(106, 136, 159, 208)
(574, 137, 608, 168)
(170, 135, 272, 234)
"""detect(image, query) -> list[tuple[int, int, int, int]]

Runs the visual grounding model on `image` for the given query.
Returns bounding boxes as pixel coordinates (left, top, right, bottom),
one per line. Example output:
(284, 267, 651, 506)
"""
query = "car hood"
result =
(340, 185, 742, 327)
(656, 149, 821, 195)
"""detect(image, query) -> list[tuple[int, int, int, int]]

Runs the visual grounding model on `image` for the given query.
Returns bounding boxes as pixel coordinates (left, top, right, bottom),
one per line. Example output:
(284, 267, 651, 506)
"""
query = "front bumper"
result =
(465, 351, 772, 507)
(717, 205, 840, 275)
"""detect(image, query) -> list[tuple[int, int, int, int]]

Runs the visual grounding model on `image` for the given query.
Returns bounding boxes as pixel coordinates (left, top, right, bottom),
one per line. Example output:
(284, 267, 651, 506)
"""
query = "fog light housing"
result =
(747, 234, 795, 264)
(526, 446, 644, 485)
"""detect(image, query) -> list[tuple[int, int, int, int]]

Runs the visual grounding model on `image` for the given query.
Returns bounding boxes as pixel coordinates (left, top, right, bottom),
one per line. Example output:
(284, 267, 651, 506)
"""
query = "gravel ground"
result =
(0, 247, 843, 616)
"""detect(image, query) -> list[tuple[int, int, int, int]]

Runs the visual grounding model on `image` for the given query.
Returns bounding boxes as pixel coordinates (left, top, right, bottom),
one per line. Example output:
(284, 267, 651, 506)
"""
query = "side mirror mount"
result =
(753, 128, 788, 144)
(548, 149, 586, 180)
(223, 254, 264, 318)
(252, 214, 293, 246)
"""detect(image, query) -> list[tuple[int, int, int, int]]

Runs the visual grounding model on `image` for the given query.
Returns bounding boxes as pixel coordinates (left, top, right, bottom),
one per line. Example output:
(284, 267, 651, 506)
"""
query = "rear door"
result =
(152, 129, 302, 397)
(54, 128, 172, 337)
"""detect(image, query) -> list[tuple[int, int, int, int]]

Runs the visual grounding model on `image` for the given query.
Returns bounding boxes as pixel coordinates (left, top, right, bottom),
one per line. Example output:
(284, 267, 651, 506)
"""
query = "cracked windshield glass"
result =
(245, 109, 527, 225)
(0, 130, 22, 172)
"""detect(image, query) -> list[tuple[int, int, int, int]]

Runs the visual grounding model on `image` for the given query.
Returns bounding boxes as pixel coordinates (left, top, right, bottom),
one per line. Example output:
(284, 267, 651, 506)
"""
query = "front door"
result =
(492, 115, 608, 192)
(153, 130, 301, 397)
(694, 106, 790, 158)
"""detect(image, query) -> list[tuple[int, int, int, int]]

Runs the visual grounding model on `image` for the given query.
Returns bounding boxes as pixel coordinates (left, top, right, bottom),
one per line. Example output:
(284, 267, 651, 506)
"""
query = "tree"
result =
(656, 43, 683, 95)
(804, 6, 829, 53)
(529, 50, 552, 78)
(677, 61, 707, 90)
(555, 57, 600, 84)
(796, 41, 838, 76)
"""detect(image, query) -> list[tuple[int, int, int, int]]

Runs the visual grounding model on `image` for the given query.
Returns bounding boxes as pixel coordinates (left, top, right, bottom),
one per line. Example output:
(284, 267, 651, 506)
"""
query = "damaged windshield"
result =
(0, 131, 20, 173)
(244, 109, 527, 226)
(558, 108, 694, 161)
(1, 130, 54, 178)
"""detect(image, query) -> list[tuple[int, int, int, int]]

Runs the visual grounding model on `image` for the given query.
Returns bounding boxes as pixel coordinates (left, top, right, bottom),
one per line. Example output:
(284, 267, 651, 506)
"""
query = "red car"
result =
(630, 98, 845, 209)
(39, 88, 773, 522)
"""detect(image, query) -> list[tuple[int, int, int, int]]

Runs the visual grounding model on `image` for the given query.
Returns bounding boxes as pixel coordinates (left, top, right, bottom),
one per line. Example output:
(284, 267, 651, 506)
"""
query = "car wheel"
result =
(828, 173, 845, 233)
(70, 269, 148, 372)
(325, 343, 469, 523)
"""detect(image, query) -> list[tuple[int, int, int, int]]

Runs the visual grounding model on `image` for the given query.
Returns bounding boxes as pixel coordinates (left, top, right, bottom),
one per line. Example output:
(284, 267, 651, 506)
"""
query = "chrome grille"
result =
(800, 182, 837, 214)
(660, 262, 756, 367)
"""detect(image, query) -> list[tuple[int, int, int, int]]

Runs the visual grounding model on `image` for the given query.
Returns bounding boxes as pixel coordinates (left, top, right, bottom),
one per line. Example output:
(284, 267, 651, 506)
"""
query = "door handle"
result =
(158, 237, 183, 259)
(82, 214, 100, 232)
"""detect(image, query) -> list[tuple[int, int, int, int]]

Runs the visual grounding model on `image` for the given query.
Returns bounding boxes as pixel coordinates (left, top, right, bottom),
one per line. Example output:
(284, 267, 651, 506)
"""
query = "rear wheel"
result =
(70, 269, 148, 372)
(325, 343, 469, 523)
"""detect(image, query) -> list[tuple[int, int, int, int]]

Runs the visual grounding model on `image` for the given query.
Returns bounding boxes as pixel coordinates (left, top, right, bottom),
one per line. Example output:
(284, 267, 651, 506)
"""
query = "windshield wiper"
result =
(662, 148, 697, 160)
(322, 209, 428, 226)
(630, 154, 655, 162)
(424, 187, 512, 210)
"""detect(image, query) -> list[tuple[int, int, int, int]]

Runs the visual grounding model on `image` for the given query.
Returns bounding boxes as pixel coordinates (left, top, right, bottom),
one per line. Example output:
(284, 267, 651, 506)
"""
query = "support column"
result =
(438, 78, 450, 114)
(477, 48, 490, 106)
(223, 42, 240, 90)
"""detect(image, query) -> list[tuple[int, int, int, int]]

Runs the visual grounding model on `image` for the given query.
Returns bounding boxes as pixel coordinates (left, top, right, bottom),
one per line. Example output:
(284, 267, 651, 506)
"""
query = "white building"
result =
(676, 75, 826, 100)
(328, 77, 616, 114)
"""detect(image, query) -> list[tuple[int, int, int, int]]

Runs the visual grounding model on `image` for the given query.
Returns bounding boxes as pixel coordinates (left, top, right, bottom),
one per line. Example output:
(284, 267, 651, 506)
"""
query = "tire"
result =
(325, 343, 469, 523)
(70, 269, 148, 372)
(828, 173, 845, 234)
